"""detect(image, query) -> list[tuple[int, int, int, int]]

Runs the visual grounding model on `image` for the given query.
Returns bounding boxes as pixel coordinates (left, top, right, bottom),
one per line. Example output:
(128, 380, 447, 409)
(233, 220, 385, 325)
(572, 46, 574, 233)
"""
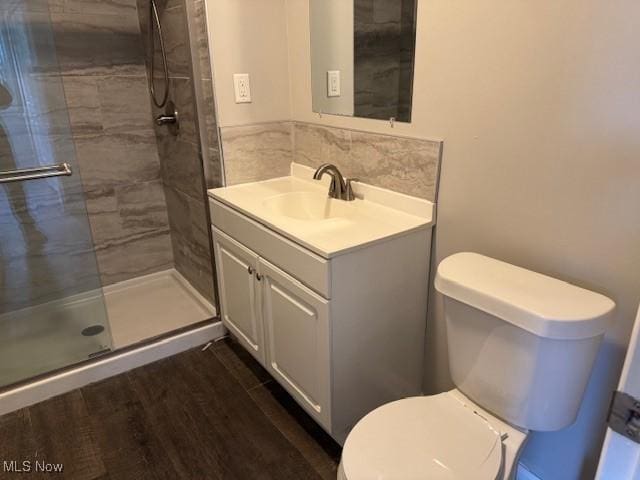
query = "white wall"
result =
(206, 0, 291, 127)
(285, 1, 640, 478)
(309, 0, 354, 116)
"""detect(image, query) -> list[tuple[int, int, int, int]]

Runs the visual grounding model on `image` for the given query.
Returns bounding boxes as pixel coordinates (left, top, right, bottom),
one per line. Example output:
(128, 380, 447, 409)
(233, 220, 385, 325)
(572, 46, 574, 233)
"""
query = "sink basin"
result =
(262, 191, 353, 221)
(209, 164, 434, 258)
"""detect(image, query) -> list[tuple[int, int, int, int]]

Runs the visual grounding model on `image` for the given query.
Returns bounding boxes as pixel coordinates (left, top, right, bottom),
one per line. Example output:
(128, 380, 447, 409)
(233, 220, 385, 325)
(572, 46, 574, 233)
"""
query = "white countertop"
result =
(208, 163, 435, 258)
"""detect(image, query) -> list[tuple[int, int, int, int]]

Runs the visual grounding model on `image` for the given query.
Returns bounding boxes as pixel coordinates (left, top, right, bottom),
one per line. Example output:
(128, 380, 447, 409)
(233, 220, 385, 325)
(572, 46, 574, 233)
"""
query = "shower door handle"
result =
(0, 163, 72, 184)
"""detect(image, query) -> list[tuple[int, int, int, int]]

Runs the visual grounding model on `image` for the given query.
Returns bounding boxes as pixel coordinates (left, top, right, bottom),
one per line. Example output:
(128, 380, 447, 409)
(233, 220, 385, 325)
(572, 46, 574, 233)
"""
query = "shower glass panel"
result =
(0, 1, 112, 387)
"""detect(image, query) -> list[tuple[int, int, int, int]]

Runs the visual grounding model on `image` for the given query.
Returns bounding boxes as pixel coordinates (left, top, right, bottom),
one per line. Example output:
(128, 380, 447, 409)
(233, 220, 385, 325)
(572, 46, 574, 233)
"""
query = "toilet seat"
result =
(340, 391, 518, 480)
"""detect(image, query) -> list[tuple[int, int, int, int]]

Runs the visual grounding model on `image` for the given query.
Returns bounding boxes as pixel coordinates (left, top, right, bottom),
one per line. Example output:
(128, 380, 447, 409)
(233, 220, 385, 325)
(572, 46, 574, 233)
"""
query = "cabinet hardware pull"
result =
(256, 274, 263, 281)
(247, 266, 254, 275)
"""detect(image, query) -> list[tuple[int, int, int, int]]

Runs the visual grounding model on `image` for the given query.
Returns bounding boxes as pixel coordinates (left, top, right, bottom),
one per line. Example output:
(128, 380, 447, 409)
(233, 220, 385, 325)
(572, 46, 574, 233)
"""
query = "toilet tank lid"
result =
(435, 252, 615, 339)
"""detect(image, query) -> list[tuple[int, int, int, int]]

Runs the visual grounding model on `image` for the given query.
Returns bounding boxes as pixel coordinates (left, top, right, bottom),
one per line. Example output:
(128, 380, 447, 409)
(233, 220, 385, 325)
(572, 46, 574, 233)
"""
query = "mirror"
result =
(310, 0, 418, 123)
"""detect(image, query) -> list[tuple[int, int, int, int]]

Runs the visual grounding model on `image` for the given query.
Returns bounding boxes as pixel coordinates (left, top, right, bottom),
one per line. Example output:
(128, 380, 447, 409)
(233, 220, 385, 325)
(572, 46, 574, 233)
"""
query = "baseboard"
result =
(0, 321, 225, 416)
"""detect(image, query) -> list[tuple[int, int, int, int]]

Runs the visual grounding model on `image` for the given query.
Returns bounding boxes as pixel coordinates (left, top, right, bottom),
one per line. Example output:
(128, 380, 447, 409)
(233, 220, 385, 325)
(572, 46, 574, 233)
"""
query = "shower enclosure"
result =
(0, 1, 113, 386)
(0, 0, 221, 389)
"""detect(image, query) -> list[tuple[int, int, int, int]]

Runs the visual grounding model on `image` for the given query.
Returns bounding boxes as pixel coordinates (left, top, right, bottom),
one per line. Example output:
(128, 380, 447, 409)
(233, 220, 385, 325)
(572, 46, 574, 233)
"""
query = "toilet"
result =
(338, 252, 615, 480)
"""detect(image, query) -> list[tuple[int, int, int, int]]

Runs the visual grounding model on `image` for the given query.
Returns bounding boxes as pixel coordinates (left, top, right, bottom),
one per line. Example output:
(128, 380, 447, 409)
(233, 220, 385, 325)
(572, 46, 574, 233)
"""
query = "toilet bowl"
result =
(338, 252, 615, 480)
(338, 390, 528, 480)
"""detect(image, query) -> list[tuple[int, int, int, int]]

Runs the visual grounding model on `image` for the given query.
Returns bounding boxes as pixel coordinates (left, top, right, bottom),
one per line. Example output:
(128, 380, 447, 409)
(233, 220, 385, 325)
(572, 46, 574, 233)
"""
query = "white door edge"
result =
(596, 302, 640, 479)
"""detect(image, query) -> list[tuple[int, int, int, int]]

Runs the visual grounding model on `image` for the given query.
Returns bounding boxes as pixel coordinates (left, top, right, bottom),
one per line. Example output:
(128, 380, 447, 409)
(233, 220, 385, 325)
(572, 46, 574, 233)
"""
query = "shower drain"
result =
(81, 325, 105, 336)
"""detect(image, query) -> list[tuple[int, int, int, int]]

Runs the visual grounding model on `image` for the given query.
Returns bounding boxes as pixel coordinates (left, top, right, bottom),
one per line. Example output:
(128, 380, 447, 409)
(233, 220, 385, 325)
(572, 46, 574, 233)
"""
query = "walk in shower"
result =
(0, 0, 222, 389)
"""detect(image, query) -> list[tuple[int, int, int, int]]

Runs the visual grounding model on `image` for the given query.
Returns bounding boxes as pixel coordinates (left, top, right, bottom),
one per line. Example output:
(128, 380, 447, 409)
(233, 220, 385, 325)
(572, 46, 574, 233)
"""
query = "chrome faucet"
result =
(313, 164, 357, 201)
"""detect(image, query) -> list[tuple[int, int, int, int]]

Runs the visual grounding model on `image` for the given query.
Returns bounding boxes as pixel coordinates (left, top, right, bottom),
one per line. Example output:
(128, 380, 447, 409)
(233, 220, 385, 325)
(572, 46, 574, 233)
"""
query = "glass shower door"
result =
(0, 1, 112, 387)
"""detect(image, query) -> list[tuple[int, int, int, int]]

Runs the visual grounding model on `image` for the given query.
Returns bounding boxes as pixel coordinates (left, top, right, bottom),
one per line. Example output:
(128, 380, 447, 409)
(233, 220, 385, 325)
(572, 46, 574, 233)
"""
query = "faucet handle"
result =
(344, 178, 359, 201)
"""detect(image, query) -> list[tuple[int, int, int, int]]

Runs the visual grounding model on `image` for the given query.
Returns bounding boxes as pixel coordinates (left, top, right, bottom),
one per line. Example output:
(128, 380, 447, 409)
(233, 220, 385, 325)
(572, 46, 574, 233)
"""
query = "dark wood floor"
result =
(0, 338, 341, 479)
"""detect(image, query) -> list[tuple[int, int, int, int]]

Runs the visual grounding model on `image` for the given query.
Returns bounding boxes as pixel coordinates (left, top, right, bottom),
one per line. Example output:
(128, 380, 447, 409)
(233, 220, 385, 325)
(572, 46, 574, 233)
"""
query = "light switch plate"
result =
(233, 73, 252, 103)
(327, 70, 340, 97)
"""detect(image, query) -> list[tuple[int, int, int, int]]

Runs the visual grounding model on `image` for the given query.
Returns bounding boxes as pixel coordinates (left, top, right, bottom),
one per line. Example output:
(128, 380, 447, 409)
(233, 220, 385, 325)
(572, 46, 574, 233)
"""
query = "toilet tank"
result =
(435, 253, 615, 432)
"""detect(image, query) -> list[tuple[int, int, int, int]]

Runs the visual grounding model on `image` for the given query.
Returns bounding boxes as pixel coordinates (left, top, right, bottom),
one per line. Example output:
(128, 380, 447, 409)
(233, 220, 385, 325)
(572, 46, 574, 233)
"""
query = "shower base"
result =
(105, 268, 215, 348)
(0, 268, 219, 396)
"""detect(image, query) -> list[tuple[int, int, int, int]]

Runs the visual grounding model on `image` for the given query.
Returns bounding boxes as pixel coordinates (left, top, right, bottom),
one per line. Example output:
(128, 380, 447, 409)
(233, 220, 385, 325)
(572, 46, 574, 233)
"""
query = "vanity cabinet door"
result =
(213, 228, 265, 364)
(258, 257, 331, 430)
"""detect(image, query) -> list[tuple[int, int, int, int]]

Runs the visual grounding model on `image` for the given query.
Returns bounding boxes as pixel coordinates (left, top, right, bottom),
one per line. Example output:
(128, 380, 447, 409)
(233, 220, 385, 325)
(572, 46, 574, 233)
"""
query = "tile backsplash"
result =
(221, 122, 293, 186)
(220, 121, 442, 203)
(294, 123, 441, 202)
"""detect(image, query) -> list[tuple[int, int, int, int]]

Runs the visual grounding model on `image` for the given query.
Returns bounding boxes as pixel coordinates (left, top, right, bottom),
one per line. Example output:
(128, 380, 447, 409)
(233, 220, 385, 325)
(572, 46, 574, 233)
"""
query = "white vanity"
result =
(208, 163, 435, 444)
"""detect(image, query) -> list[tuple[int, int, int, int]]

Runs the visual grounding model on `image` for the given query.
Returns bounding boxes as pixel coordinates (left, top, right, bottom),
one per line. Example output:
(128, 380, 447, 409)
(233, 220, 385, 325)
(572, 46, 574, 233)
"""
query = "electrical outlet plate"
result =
(233, 73, 251, 103)
(327, 70, 340, 97)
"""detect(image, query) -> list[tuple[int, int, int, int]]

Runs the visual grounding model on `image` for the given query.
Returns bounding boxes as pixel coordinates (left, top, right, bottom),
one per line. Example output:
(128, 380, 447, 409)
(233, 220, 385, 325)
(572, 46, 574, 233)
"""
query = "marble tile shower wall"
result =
(220, 122, 441, 203)
(48, 0, 175, 286)
(354, 0, 417, 122)
(137, 0, 217, 301)
(188, 0, 223, 190)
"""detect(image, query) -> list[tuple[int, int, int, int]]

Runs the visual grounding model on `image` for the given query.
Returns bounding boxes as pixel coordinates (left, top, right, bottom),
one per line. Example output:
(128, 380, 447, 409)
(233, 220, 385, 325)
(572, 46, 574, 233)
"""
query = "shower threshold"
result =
(0, 269, 224, 415)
